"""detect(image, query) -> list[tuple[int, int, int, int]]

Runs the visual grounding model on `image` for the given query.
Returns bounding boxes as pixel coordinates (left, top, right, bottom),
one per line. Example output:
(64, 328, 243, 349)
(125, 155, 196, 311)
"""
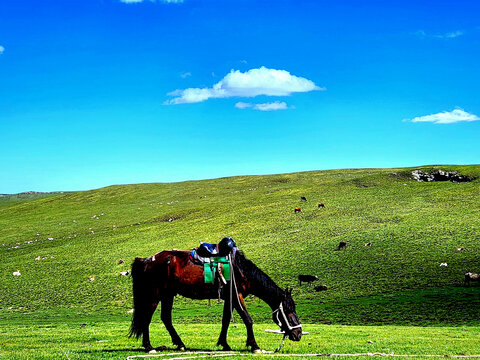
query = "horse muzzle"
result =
(288, 327, 302, 341)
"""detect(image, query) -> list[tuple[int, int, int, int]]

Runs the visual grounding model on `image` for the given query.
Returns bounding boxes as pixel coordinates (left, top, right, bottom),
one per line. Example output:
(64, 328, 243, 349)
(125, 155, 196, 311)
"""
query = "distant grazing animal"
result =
(318, 203, 325, 208)
(364, 242, 372, 247)
(294, 207, 302, 213)
(298, 274, 318, 286)
(12, 270, 21, 277)
(440, 263, 448, 267)
(300, 196, 307, 202)
(456, 247, 466, 252)
(120, 271, 130, 276)
(313, 285, 328, 292)
(118, 259, 125, 264)
(336, 241, 347, 250)
(464, 272, 480, 286)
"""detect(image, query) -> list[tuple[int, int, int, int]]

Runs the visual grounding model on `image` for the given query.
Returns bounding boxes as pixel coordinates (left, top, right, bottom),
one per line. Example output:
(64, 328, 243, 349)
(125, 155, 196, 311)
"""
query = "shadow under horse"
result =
(129, 247, 302, 352)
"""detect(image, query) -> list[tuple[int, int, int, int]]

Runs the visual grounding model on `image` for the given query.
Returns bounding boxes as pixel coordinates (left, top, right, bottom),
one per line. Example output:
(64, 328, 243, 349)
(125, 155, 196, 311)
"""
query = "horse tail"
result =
(129, 257, 156, 339)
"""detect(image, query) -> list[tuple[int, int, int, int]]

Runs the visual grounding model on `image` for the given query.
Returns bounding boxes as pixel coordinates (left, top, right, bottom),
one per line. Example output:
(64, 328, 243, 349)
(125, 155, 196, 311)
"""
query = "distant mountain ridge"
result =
(0, 191, 69, 201)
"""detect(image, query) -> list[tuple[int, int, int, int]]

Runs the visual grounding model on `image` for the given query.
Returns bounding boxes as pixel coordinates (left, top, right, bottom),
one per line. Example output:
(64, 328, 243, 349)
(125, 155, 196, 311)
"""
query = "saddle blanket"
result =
(189, 249, 231, 284)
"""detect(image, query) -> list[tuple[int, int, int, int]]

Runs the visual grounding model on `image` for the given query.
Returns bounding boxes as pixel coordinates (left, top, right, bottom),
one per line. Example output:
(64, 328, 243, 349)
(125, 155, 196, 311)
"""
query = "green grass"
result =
(1, 318, 479, 359)
(1, 165, 480, 358)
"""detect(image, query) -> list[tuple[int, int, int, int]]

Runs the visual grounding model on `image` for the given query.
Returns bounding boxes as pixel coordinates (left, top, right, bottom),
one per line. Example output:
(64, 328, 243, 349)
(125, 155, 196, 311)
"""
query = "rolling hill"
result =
(1, 165, 479, 325)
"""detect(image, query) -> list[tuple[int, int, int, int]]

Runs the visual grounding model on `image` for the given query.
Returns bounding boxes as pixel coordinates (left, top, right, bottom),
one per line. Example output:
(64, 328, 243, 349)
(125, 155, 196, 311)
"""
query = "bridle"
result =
(272, 302, 302, 332)
(272, 302, 302, 353)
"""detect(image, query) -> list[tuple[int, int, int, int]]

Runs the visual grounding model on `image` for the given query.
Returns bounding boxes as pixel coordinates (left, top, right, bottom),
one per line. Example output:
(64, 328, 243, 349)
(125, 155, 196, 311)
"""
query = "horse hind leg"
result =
(161, 296, 186, 350)
(136, 303, 157, 352)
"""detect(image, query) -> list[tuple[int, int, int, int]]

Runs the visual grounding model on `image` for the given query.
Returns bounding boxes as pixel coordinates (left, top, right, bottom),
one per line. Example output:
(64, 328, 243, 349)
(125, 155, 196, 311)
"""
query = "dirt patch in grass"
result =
(117, 210, 198, 228)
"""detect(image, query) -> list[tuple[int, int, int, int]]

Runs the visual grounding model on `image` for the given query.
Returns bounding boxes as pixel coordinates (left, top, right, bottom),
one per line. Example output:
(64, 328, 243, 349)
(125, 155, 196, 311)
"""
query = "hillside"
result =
(1, 165, 479, 325)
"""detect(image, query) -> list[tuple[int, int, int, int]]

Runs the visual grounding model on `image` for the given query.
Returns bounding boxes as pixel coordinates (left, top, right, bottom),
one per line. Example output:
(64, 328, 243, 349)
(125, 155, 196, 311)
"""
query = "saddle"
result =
(189, 237, 237, 284)
(196, 237, 237, 258)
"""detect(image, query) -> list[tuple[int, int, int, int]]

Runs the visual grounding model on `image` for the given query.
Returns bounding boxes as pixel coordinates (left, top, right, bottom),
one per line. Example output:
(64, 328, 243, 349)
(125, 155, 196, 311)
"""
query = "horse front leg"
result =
(234, 294, 260, 353)
(216, 298, 233, 351)
(160, 296, 186, 350)
(142, 303, 158, 352)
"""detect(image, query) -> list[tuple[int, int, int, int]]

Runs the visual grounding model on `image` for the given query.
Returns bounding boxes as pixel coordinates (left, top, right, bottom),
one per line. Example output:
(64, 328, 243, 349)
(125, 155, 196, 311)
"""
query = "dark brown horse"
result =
(129, 249, 302, 352)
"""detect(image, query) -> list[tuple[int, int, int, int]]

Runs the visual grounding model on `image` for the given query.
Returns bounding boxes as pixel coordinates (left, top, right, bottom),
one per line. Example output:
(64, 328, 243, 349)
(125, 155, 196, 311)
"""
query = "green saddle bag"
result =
(204, 256, 231, 284)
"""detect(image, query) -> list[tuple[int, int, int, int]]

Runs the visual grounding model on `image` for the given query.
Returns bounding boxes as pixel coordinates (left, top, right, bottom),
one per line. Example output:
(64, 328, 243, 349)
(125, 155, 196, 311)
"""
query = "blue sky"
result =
(1, 0, 479, 193)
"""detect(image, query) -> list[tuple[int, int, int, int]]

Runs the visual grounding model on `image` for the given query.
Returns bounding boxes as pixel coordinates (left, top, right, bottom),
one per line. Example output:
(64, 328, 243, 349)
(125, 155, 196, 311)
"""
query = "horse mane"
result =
(233, 250, 284, 306)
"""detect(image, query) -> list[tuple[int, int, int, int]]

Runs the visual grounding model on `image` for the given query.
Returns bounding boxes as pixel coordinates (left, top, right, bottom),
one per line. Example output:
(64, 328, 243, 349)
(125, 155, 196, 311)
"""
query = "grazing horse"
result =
(294, 207, 302, 213)
(318, 203, 325, 208)
(129, 249, 302, 352)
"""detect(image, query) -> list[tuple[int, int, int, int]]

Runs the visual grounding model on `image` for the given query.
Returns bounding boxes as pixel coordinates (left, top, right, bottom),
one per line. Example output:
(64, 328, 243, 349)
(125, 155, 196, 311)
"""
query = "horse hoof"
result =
(148, 349, 157, 354)
(178, 346, 186, 351)
(253, 349, 262, 354)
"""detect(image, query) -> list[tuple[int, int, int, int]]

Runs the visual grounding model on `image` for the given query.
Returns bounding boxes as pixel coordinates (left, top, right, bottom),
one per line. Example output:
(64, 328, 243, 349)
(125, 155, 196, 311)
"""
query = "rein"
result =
(229, 251, 245, 320)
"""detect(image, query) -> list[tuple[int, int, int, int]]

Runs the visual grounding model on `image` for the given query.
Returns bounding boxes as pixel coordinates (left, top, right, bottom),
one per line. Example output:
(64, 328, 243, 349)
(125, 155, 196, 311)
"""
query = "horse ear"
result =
(285, 287, 292, 296)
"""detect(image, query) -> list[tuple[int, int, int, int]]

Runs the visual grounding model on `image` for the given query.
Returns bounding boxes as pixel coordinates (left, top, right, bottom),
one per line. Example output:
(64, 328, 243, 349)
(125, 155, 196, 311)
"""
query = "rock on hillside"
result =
(411, 169, 474, 183)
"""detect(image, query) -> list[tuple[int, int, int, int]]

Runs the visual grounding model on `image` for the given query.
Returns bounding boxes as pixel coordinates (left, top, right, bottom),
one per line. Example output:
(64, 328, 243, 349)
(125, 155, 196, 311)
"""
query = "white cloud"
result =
(120, 0, 183, 3)
(407, 108, 480, 124)
(180, 72, 191, 78)
(416, 29, 464, 39)
(0, 46, 4, 55)
(235, 101, 292, 111)
(415, 30, 427, 37)
(441, 30, 464, 39)
(235, 102, 252, 109)
(166, 66, 323, 104)
(254, 101, 289, 111)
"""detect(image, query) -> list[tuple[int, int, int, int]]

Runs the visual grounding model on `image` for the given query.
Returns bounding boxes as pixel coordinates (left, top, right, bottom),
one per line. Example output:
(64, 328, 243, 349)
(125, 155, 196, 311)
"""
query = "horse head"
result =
(272, 287, 302, 341)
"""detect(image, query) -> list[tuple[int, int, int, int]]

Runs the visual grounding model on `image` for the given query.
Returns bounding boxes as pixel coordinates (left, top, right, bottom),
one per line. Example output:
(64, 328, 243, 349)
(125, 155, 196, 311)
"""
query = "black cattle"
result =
(465, 272, 480, 286)
(298, 274, 318, 286)
(313, 285, 328, 292)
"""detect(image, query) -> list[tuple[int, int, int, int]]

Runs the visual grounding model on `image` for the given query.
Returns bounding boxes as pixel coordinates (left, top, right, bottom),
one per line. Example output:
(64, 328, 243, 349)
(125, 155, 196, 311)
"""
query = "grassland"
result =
(1, 165, 479, 358)
(2, 320, 480, 360)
